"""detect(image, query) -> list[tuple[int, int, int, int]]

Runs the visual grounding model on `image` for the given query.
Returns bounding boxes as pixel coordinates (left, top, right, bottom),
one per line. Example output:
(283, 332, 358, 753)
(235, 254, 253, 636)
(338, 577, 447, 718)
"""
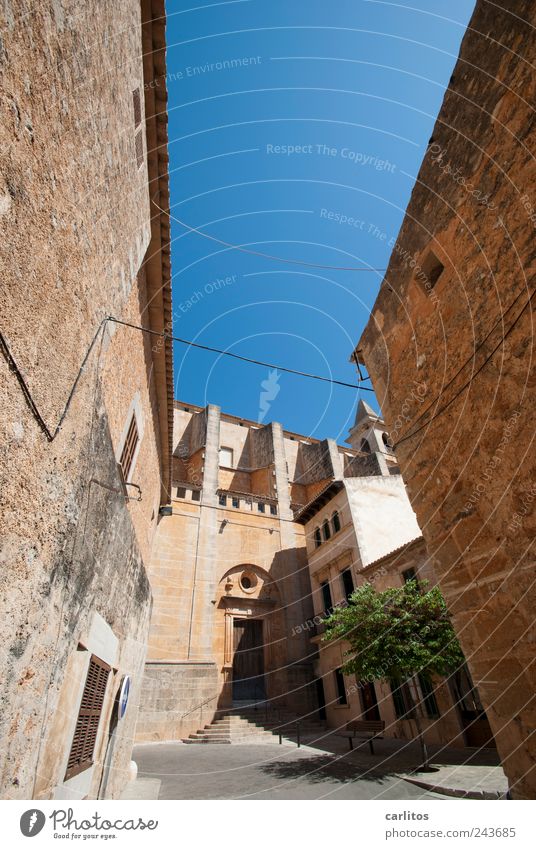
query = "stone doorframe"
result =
(221, 596, 276, 667)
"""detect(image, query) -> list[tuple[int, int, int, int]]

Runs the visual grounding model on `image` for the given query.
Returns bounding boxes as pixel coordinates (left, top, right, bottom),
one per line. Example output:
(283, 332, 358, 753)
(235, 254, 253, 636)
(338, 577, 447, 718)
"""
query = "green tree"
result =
(323, 580, 465, 768)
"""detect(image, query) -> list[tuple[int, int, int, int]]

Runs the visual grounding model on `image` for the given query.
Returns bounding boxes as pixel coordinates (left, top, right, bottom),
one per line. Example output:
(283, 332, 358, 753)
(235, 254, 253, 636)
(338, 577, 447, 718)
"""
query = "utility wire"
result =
(107, 316, 375, 391)
(394, 286, 535, 447)
(0, 314, 373, 446)
(155, 195, 387, 272)
(1, 319, 107, 442)
(393, 281, 532, 444)
(6, 282, 531, 448)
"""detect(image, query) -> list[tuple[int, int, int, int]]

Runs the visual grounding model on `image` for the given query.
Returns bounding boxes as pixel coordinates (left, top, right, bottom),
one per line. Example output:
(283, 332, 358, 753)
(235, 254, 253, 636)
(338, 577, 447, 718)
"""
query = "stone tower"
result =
(346, 399, 393, 455)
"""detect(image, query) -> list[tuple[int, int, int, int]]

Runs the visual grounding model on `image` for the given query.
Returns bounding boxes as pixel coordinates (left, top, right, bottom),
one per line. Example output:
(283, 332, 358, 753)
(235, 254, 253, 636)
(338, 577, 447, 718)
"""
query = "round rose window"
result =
(240, 571, 258, 593)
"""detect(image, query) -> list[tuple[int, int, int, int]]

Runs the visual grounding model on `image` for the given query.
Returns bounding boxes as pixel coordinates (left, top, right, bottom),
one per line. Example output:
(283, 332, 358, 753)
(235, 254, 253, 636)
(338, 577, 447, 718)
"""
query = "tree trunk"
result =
(410, 676, 430, 770)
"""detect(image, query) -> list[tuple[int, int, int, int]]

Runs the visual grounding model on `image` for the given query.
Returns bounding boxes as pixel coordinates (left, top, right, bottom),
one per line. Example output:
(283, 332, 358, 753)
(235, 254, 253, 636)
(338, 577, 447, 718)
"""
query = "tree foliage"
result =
(322, 580, 464, 682)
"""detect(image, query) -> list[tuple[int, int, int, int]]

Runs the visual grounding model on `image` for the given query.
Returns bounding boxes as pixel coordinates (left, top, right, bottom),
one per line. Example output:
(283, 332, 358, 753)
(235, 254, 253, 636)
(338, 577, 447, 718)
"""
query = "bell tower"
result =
(346, 399, 394, 455)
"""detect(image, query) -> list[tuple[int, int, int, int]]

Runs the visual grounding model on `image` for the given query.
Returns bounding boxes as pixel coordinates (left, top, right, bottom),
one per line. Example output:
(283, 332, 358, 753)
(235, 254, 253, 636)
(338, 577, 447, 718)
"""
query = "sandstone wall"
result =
(356, 0, 536, 797)
(0, 0, 170, 799)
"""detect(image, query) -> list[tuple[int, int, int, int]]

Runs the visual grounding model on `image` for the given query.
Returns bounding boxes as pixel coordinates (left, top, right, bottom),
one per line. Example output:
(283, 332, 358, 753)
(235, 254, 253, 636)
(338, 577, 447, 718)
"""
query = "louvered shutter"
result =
(119, 414, 139, 482)
(65, 655, 110, 780)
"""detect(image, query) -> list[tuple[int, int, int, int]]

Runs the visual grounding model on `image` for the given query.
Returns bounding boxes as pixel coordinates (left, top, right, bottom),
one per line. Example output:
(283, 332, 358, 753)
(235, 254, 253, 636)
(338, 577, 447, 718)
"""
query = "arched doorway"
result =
(216, 564, 284, 707)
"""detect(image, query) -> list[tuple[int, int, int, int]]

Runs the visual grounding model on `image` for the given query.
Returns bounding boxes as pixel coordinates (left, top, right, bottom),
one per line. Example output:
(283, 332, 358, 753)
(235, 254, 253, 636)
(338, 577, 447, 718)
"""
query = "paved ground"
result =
(402, 765, 508, 799)
(123, 732, 506, 801)
(126, 741, 451, 800)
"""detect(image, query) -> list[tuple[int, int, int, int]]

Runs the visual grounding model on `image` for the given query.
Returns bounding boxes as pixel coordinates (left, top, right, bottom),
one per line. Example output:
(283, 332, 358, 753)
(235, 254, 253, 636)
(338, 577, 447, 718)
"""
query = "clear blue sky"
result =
(165, 0, 475, 445)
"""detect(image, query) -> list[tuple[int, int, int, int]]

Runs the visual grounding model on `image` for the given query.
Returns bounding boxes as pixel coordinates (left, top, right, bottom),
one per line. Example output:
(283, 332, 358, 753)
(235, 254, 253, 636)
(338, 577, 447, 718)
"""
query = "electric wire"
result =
(170, 211, 388, 272)
(391, 279, 532, 444)
(106, 316, 375, 390)
(394, 286, 535, 447)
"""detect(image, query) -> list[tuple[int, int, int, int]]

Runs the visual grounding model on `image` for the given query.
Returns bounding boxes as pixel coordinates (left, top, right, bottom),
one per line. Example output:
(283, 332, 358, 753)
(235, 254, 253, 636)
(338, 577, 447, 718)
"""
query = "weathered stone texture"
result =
(136, 404, 321, 740)
(0, 0, 172, 799)
(356, 0, 536, 798)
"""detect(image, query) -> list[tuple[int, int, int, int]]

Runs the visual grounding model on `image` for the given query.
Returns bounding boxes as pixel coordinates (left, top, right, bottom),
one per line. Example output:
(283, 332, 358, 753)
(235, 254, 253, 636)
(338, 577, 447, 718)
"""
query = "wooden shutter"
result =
(132, 88, 144, 168)
(119, 414, 139, 482)
(132, 87, 142, 128)
(65, 655, 111, 780)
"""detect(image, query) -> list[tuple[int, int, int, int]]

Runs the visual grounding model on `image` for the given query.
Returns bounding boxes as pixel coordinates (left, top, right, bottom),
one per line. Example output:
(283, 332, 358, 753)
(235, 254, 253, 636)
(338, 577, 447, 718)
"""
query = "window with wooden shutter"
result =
(119, 414, 139, 482)
(65, 655, 111, 780)
(132, 87, 144, 168)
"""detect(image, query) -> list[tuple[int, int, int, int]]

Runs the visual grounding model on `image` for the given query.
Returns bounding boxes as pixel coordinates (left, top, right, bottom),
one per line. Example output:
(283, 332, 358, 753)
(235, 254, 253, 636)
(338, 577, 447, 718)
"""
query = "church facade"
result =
(136, 398, 485, 755)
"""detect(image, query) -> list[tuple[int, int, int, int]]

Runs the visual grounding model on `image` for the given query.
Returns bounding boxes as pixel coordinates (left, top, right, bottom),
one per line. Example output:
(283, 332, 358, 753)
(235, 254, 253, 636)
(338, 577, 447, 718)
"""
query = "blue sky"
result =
(165, 0, 475, 444)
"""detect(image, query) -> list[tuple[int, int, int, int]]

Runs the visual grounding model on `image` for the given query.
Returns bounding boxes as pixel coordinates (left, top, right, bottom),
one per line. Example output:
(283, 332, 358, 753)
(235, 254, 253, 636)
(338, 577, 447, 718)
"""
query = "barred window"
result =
(65, 655, 110, 780)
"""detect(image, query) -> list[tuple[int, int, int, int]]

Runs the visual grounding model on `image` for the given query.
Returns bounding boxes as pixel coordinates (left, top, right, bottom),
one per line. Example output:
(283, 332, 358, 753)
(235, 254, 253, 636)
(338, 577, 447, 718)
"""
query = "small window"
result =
(390, 677, 414, 719)
(402, 567, 418, 586)
(119, 414, 139, 482)
(220, 447, 234, 467)
(382, 432, 393, 449)
(176, 486, 186, 499)
(332, 511, 341, 534)
(191, 489, 201, 502)
(321, 581, 332, 616)
(334, 668, 348, 705)
(418, 673, 440, 718)
(232, 496, 239, 509)
(65, 655, 110, 780)
(314, 527, 321, 548)
(322, 519, 331, 542)
(341, 568, 354, 602)
(219, 494, 227, 507)
(270, 504, 277, 516)
(257, 502, 265, 513)
(360, 438, 371, 454)
(418, 249, 444, 292)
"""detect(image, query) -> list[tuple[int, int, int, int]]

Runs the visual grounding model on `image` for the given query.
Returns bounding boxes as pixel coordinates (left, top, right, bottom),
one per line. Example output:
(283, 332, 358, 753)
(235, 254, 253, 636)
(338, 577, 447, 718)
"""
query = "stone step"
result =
(183, 709, 328, 745)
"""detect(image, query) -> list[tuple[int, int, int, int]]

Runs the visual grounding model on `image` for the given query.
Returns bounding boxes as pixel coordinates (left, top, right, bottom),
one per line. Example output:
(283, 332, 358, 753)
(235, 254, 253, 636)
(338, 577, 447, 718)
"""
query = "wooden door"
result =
(360, 681, 381, 721)
(232, 619, 265, 701)
(450, 666, 496, 748)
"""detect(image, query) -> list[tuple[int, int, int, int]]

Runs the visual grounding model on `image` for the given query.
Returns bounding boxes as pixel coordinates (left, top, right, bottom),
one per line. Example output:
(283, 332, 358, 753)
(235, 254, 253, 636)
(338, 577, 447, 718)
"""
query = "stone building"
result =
(354, 0, 535, 798)
(137, 400, 389, 741)
(0, 1, 172, 799)
(295, 401, 469, 746)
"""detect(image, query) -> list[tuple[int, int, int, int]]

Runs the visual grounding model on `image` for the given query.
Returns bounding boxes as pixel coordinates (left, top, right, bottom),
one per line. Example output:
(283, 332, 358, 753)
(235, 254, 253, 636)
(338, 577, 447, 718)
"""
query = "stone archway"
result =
(215, 565, 286, 707)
